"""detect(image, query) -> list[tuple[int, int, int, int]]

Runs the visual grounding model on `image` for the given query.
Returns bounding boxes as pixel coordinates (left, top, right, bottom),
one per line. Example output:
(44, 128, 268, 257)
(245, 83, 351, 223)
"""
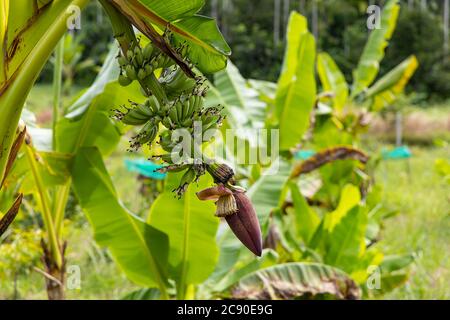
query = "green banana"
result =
(138, 68, 147, 80)
(118, 74, 132, 87)
(118, 55, 128, 67)
(143, 43, 154, 60)
(135, 46, 143, 65)
(136, 121, 158, 145)
(146, 96, 160, 114)
(175, 101, 184, 122)
(125, 65, 137, 80)
(122, 112, 148, 125)
(136, 103, 153, 117)
(168, 105, 179, 124)
(179, 167, 196, 186)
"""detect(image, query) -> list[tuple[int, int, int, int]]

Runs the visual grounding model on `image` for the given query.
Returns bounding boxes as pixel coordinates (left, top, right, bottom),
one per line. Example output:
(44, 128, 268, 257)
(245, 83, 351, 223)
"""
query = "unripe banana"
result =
(135, 46, 143, 65)
(144, 64, 153, 76)
(127, 108, 150, 121)
(126, 49, 134, 62)
(146, 95, 160, 114)
(168, 105, 179, 124)
(118, 74, 132, 86)
(143, 43, 154, 60)
(122, 111, 148, 125)
(125, 65, 137, 80)
(136, 121, 158, 145)
(179, 167, 196, 187)
(138, 68, 147, 80)
(175, 101, 184, 122)
(136, 103, 153, 117)
(182, 118, 193, 127)
(118, 55, 128, 67)
(162, 116, 174, 129)
(192, 95, 203, 113)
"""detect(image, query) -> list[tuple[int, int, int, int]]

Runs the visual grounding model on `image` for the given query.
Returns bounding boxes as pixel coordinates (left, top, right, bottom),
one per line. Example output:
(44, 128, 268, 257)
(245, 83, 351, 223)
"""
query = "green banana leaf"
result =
(56, 47, 143, 155)
(365, 55, 418, 111)
(247, 159, 291, 234)
(148, 173, 219, 286)
(352, 0, 400, 97)
(71, 147, 169, 288)
(110, 0, 230, 73)
(288, 181, 320, 244)
(212, 60, 267, 130)
(275, 12, 316, 151)
(7, 151, 72, 195)
(231, 262, 361, 300)
(3, 0, 87, 86)
(325, 184, 361, 231)
(317, 52, 349, 112)
(324, 206, 367, 273)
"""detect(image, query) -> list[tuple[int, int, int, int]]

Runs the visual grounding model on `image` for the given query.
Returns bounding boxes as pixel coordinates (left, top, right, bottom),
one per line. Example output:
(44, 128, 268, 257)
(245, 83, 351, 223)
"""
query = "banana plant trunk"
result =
(42, 240, 67, 300)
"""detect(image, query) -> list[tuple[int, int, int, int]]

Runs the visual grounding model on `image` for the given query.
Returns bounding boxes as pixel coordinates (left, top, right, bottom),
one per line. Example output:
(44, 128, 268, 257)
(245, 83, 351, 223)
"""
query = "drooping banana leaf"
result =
(352, 0, 400, 97)
(109, 0, 231, 74)
(71, 147, 169, 289)
(365, 55, 418, 111)
(231, 262, 361, 300)
(317, 52, 348, 112)
(275, 12, 316, 151)
(212, 249, 278, 294)
(148, 173, 219, 288)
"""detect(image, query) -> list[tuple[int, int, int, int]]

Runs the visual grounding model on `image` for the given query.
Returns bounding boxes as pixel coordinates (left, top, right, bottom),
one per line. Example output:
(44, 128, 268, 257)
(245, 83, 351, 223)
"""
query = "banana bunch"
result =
(112, 38, 227, 196)
(117, 42, 176, 87)
(162, 93, 204, 130)
(160, 67, 199, 99)
(129, 120, 159, 151)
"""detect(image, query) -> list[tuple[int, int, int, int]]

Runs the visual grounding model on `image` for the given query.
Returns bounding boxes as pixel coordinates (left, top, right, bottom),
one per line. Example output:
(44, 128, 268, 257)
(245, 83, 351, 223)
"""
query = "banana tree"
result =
(0, 0, 231, 299)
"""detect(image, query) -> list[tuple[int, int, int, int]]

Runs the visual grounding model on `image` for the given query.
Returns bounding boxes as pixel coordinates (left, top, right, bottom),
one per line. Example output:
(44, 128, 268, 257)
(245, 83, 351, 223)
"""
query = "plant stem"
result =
(52, 35, 65, 150)
(25, 145, 62, 268)
(145, 74, 168, 105)
(54, 181, 71, 238)
(0, 0, 89, 191)
(177, 186, 191, 300)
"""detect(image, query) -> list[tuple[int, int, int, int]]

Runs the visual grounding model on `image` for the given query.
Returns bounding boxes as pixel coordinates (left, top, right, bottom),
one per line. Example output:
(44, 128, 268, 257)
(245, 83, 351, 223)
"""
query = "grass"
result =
(374, 145, 449, 299)
(0, 85, 448, 299)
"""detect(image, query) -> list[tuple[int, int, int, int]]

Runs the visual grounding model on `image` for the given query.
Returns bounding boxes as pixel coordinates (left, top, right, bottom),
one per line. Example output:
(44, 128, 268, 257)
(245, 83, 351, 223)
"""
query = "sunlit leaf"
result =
(352, 0, 400, 97)
(148, 173, 219, 285)
(111, 0, 230, 73)
(365, 55, 418, 111)
(275, 12, 316, 151)
(72, 147, 169, 288)
(317, 53, 348, 112)
(324, 206, 367, 272)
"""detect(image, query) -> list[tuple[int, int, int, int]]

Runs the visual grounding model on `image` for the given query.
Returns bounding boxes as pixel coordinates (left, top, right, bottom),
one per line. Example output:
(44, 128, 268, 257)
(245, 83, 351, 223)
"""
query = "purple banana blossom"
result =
(197, 185, 262, 257)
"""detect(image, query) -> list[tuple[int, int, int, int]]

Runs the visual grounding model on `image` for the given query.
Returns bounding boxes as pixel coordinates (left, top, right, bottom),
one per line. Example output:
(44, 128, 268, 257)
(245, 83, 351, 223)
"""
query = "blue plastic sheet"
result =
(124, 158, 167, 180)
(294, 150, 316, 160)
(381, 146, 412, 160)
